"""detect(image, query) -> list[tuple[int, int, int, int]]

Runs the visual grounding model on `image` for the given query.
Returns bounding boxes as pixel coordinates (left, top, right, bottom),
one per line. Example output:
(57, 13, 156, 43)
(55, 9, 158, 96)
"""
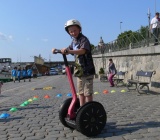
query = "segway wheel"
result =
(76, 101, 106, 137)
(59, 98, 80, 128)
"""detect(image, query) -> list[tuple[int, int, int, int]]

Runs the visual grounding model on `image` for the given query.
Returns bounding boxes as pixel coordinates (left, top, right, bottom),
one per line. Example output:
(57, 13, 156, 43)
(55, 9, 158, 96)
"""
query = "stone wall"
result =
(93, 45, 160, 92)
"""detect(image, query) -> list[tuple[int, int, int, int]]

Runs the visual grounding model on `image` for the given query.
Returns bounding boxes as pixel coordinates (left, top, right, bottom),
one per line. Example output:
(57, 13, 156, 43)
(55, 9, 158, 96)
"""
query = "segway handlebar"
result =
(53, 49, 68, 66)
(53, 49, 62, 54)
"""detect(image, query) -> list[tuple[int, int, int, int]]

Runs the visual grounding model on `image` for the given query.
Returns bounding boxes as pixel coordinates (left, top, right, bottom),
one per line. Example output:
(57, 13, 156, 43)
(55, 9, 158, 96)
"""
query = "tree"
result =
(116, 26, 148, 49)
(90, 43, 95, 50)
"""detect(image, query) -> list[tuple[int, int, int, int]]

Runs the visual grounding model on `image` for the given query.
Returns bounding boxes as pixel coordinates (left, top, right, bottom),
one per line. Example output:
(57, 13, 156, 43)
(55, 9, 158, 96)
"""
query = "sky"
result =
(0, 0, 159, 62)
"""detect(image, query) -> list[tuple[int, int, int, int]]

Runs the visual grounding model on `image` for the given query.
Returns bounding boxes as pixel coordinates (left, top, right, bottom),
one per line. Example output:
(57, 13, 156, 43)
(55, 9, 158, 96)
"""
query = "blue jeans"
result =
(152, 28, 159, 44)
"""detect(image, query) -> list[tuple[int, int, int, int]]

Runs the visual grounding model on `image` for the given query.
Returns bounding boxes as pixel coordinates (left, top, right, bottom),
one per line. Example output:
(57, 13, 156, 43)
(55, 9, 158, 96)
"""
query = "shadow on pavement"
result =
(96, 121, 160, 138)
(0, 116, 24, 122)
(18, 105, 53, 110)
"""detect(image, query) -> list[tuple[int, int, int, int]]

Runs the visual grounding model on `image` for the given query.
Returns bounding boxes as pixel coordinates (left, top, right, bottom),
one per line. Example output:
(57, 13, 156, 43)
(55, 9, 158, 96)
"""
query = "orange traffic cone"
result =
(33, 95, 38, 98)
(44, 95, 50, 99)
(103, 90, 109, 94)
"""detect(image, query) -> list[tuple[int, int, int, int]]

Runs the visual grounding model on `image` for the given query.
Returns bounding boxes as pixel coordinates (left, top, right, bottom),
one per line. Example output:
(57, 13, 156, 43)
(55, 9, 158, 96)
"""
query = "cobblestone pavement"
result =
(0, 75, 160, 140)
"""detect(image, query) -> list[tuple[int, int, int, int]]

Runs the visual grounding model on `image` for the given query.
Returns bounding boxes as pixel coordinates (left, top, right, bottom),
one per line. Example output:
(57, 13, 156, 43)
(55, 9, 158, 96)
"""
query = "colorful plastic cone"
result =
(33, 95, 38, 98)
(33, 97, 38, 101)
(56, 94, 62, 97)
(20, 103, 26, 107)
(67, 93, 72, 97)
(94, 91, 99, 94)
(103, 90, 109, 94)
(23, 101, 29, 105)
(121, 89, 126, 93)
(28, 99, 33, 102)
(44, 95, 50, 99)
(9, 107, 18, 112)
(0, 113, 10, 119)
(111, 90, 116, 93)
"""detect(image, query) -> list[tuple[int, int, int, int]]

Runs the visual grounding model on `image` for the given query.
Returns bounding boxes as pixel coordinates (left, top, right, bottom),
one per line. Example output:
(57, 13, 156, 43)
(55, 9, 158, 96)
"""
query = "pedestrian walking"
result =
(17, 68, 21, 82)
(27, 67, 32, 82)
(11, 67, 17, 83)
(22, 67, 27, 82)
(108, 59, 117, 87)
(150, 12, 160, 45)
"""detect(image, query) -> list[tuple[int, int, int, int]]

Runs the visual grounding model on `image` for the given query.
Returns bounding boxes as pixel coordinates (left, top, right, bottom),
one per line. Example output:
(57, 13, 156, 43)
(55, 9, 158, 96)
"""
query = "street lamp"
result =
(147, 8, 151, 46)
(98, 37, 105, 69)
(120, 22, 123, 33)
(155, 0, 157, 13)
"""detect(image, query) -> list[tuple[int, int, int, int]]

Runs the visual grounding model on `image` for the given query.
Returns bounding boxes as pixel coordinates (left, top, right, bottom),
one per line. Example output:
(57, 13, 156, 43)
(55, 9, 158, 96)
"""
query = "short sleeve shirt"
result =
(151, 17, 160, 28)
(68, 33, 95, 76)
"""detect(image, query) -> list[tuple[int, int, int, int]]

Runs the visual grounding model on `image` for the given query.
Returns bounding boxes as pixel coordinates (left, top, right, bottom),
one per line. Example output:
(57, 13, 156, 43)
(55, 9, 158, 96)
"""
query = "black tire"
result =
(59, 98, 80, 128)
(76, 101, 107, 137)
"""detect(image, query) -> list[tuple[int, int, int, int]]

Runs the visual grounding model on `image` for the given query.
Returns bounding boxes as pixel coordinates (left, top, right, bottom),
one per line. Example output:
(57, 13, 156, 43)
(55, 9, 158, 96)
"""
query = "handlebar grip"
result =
(54, 49, 61, 54)
(54, 49, 68, 54)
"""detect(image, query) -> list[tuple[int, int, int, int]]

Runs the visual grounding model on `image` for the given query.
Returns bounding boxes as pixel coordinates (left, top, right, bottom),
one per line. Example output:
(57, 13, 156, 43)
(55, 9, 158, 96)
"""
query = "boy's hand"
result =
(61, 48, 69, 55)
(52, 48, 57, 54)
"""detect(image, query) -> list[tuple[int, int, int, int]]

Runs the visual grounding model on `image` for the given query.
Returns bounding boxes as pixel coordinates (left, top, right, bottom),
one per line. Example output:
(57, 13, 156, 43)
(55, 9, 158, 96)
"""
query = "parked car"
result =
(49, 70, 58, 75)
(62, 68, 66, 74)
(50, 68, 56, 71)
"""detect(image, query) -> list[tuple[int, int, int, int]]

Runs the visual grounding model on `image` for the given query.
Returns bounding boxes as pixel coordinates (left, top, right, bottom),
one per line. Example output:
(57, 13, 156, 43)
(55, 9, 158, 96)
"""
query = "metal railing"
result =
(92, 27, 160, 55)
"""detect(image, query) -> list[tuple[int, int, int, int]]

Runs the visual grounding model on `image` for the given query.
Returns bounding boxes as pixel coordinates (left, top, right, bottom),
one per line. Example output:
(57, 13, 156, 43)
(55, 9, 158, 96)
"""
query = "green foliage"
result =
(90, 43, 95, 50)
(116, 26, 148, 49)
(99, 67, 104, 74)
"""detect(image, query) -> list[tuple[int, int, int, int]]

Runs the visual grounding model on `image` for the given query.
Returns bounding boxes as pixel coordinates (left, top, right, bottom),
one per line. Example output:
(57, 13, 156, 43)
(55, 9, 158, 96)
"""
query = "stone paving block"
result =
(0, 135, 8, 139)
(9, 137, 25, 140)
(57, 138, 74, 140)
(74, 136, 89, 140)
(142, 132, 160, 137)
(0, 138, 8, 140)
(8, 133, 22, 138)
(92, 138, 106, 140)
(45, 136, 57, 140)
(22, 133, 35, 137)
(130, 128, 148, 134)
(148, 127, 160, 132)
(104, 136, 124, 140)
(29, 126, 42, 131)
(123, 134, 143, 140)
(25, 135, 45, 140)
(136, 137, 158, 140)
(0, 131, 8, 135)
(156, 136, 160, 140)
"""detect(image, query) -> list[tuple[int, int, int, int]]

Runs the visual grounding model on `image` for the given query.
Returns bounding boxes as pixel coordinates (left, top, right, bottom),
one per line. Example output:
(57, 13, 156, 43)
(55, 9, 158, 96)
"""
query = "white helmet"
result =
(64, 19, 81, 32)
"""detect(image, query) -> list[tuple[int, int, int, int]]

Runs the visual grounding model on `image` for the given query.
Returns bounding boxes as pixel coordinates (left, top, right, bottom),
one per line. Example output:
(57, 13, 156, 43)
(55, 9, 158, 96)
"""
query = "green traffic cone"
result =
(9, 107, 18, 112)
(20, 103, 26, 107)
(33, 97, 38, 101)
(23, 101, 29, 105)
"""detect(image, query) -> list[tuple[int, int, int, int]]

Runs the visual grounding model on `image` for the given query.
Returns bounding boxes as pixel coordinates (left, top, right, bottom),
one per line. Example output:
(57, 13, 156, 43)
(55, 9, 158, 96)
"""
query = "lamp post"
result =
(120, 22, 123, 33)
(155, 0, 157, 13)
(98, 37, 105, 69)
(147, 8, 151, 46)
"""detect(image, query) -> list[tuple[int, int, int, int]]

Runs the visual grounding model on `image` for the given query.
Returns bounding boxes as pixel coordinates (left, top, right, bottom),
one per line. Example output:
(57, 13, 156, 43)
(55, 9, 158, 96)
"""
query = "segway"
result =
(54, 49, 107, 137)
